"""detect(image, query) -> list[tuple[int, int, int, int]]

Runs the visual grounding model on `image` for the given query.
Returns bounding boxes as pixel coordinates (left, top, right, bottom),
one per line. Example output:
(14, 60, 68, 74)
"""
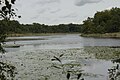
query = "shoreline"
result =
(5, 33, 80, 41)
(5, 37, 47, 42)
(5, 33, 120, 42)
(80, 32, 120, 38)
(7, 33, 80, 37)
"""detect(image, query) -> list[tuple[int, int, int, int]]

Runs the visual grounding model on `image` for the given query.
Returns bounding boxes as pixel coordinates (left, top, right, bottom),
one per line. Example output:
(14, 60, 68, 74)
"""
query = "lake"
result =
(3, 34, 120, 80)
(5, 34, 120, 52)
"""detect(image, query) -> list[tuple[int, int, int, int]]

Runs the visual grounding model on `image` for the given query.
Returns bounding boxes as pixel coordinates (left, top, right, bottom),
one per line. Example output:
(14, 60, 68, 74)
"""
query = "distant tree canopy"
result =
(1, 7, 120, 36)
(81, 7, 120, 34)
(0, 20, 82, 34)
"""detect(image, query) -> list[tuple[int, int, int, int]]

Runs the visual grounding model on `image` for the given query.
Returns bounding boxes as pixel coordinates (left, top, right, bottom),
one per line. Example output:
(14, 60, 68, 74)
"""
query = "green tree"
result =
(81, 7, 120, 34)
(82, 17, 95, 34)
(0, 0, 19, 79)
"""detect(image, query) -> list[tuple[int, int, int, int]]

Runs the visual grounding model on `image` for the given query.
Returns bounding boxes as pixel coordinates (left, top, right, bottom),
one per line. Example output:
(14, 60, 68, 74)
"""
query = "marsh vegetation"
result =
(3, 34, 120, 80)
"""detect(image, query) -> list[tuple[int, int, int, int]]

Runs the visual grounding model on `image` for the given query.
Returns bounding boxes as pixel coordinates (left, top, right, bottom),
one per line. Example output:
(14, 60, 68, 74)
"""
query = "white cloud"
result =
(15, 0, 120, 25)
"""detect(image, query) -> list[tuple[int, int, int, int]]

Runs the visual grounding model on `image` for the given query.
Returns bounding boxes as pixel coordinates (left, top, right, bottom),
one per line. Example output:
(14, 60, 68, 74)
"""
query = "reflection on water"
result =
(5, 34, 120, 52)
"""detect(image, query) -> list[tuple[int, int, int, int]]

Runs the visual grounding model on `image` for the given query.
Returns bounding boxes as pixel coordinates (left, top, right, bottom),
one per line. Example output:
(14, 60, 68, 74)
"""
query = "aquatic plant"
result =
(108, 59, 120, 80)
(112, 58, 120, 63)
(0, 62, 17, 80)
(77, 73, 82, 80)
(51, 53, 84, 80)
(66, 72, 70, 80)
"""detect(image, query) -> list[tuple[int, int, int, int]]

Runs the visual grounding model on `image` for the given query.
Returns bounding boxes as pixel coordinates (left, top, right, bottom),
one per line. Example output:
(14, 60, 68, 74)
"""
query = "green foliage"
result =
(0, 62, 17, 80)
(0, 0, 20, 20)
(51, 54, 84, 80)
(0, 0, 20, 52)
(82, 17, 95, 34)
(82, 7, 120, 34)
(0, 0, 18, 80)
(0, 21, 82, 34)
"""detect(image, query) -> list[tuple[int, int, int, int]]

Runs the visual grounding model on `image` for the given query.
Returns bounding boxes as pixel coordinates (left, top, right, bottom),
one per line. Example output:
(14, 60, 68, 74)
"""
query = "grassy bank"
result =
(7, 33, 53, 37)
(7, 33, 80, 37)
(80, 32, 120, 38)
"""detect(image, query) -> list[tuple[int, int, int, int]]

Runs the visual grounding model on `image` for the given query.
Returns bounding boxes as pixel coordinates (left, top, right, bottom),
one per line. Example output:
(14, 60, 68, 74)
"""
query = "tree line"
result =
(81, 7, 120, 34)
(1, 7, 120, 35)
(0, 20, 82, 34)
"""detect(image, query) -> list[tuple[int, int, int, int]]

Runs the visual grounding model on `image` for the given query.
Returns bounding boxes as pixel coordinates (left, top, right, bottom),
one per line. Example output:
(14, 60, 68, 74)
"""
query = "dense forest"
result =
(82, 7, 120, 34)
(0, 20, 82, 34)
(0, 7, 120, 35)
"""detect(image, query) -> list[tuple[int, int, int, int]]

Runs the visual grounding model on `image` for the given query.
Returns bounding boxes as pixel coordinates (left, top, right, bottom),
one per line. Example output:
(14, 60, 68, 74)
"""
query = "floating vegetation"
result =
(4, 46, 120, 80)
(51, 51, 84, 80)
(83, 46, 120, 60)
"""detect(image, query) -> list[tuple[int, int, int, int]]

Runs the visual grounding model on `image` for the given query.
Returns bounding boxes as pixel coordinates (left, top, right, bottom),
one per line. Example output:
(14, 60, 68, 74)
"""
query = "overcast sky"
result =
(15, 0, 120, 25)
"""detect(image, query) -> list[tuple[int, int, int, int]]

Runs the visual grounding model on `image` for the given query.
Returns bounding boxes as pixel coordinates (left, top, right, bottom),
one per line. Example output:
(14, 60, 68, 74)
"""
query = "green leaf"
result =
(2, 6, 6, 11)
(54, 56, 61, 63)
(11, 0, 16, 4)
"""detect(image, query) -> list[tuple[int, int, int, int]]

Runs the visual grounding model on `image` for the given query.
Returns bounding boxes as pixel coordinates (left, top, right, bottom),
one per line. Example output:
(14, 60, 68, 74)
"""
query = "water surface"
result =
(5, 34, 120, 52)
(4, 34, 120, 80)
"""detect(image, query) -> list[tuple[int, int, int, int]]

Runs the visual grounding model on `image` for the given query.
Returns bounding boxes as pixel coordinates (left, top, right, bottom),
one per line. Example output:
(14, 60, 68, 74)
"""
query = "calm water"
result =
(5, 34, 120, 52)
(4, 34, 120, 80)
